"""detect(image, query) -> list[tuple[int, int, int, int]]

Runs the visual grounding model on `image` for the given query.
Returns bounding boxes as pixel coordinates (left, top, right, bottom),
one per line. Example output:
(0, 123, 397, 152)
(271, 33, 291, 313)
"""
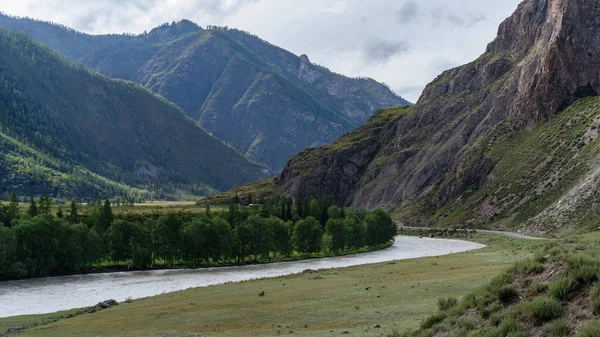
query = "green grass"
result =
(0, 233, 540, 337)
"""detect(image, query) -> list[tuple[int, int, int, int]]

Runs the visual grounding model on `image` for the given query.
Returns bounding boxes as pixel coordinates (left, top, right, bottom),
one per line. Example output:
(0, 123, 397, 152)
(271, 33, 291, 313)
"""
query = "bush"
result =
(420, 311, 447, 329)
(590, 284, 600, 315)
(579, 321, 600, 337)
(542, 319, 570, 337)
(438, 297, 458, 311)
(521, 297, 562, 325)
(570, 264, 598, 285)
(498, 285, 519, 304)
(528, 282, 549, 296)
(549, 277, 580, 302)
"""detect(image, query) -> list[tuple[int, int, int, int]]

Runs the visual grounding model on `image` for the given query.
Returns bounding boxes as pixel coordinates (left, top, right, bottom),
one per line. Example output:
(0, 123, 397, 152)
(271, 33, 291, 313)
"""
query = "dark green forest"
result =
(0, 28, 266, 200)
(0, 195, 396, 280)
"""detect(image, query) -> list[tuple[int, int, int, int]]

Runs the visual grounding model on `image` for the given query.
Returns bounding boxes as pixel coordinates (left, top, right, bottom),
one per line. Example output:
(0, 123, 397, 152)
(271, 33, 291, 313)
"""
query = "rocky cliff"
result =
(272, 0, 600, 232)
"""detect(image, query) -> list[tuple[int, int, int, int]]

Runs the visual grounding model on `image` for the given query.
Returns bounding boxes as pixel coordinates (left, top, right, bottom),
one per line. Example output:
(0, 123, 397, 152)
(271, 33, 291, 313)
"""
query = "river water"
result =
(0, 236, 484, 318)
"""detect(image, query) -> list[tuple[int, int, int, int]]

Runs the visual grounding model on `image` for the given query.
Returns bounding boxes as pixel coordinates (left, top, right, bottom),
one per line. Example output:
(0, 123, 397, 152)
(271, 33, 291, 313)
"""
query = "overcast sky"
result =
(0, 0, 522, 102)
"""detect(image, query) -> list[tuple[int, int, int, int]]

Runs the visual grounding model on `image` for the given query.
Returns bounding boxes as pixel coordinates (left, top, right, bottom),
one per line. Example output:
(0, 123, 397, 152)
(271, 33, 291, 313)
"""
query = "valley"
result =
(2, 0, 600, 336)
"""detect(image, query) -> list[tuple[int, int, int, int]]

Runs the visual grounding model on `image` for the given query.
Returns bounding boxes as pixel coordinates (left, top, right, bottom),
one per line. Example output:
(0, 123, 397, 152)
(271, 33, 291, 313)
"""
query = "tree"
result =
(27, 197, 38, 217)
(325, 218, 346, 252)
(156, 212, 183, 266)
(293, 217, 323, 255)
(97, 199, 114, 231)
(327, 205, 343, 219)
(8, 192, 19, 220)
(56, 206, 64, 218)
(68, 201, 79, 223)
(309, 199, 321, 220)
(344, 217, 364, 249)
(238, 216, 273, 260)
(205, 204, 211, 218)
(38, 195, 51, 214)
(364, 209, 396, 246)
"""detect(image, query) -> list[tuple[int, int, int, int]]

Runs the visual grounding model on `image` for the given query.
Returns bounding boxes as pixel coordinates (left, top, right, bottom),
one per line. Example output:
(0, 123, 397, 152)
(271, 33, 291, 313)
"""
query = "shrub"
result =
(570, 264, 598, 284)
(438, 296, 458, 311)
(528, 282, 549, 296)
(542, 319, 570, 337)
(579, 321, 600, 337)
(498, 285, 519, 304)
(420, 311, 447, 329)
(590, 284, 600, 315)
(456, 317, 476, 331)
(521, 297, 562, 325)
(549, 277, 580, 302)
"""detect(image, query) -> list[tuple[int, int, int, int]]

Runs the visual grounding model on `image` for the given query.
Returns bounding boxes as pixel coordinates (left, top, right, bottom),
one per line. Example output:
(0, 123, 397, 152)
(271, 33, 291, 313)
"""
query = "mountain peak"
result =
(485, 0, 600, 126)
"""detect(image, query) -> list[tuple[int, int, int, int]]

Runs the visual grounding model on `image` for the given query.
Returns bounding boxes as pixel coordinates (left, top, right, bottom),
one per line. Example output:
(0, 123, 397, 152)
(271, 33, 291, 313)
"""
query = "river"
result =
(0, 236, 484, 318)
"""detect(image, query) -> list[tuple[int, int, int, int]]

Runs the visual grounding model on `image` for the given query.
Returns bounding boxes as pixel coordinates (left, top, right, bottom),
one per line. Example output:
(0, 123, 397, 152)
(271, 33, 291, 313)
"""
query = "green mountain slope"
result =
(0, 29, 266, 200)
(0, 15, 410, 172)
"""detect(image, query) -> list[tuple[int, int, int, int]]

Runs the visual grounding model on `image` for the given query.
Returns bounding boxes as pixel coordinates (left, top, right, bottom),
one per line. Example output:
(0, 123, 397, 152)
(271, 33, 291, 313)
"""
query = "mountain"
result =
(0, 15, 410, 172)
(210, 0, 600, 234)
(0, 29, 266, 200)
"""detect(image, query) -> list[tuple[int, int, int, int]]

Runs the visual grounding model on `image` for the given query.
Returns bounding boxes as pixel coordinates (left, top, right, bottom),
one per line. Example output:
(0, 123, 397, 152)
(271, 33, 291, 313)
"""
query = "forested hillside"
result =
(0, 29, 266, 200)
(0, 14, 410, 172)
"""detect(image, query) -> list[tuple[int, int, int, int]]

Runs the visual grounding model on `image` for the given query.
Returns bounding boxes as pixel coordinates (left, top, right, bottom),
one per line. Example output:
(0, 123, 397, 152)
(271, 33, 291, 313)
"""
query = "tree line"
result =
(0, 194, 397, 280)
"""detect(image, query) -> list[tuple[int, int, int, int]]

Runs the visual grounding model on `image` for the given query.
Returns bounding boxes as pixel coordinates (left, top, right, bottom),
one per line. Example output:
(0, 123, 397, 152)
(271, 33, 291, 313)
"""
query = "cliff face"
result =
(275, 0, 600, 231)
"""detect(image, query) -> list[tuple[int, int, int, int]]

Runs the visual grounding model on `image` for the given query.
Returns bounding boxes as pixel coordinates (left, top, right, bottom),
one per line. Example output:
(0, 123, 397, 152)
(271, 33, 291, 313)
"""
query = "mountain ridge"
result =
(0, 14, 410, 172)
(0, 28, 266, 200)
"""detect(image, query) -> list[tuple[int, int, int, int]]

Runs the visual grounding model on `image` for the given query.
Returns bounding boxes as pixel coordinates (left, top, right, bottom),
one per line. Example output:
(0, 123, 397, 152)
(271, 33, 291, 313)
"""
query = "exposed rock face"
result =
(276, 0, 600, 213)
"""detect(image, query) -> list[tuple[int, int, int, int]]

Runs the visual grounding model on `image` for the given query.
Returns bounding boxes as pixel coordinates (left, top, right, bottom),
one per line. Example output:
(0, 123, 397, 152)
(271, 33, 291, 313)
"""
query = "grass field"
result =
(12, 201, 226, 216)
(0, 233, 544, 337)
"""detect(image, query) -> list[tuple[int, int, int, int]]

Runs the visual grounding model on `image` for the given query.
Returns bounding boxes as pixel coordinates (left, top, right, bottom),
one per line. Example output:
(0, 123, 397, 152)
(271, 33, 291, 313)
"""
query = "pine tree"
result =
(98, 199, 114, 231)
(27, 197, 38, 217)
(69, 201, 79, 223)
(205, 204, 211, 218)
(56, 205, 64, 218)
(8, 192, 19, 219)
(38, 195, 52, 214)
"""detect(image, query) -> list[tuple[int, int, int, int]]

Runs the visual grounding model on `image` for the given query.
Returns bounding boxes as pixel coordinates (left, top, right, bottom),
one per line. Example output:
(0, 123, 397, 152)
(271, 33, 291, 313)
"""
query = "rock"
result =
(372, 324, 381, 328)
(6, 327, 24, 334)
(342, 331, 350, 334)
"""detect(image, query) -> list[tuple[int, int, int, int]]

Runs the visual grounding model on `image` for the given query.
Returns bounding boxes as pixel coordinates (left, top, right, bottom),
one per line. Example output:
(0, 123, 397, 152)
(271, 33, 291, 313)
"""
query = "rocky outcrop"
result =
(274, 0, 600, 221)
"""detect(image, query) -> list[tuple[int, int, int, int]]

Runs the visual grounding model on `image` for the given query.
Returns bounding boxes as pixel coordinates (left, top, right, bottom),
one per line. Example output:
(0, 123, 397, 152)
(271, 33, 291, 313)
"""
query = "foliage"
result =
(0, 195, 394, 280)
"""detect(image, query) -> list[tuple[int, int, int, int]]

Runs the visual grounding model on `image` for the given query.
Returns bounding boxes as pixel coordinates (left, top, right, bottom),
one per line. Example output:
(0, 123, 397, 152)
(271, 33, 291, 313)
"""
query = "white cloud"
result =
(0, 0, 522, 102)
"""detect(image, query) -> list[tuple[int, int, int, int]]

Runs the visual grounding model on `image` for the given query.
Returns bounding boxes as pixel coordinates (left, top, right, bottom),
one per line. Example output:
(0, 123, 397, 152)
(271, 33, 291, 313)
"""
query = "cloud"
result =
(363, 39, 410, 64)
(430, 7, 487, 28)
(397, 1, 418, 24)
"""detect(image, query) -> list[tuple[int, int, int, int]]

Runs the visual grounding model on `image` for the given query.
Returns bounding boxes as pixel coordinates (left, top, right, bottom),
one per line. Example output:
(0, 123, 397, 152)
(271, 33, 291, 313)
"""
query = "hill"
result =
(217, 0, 600, 234)
(0, 15, 410, 172)
(0, 29, 266, 200)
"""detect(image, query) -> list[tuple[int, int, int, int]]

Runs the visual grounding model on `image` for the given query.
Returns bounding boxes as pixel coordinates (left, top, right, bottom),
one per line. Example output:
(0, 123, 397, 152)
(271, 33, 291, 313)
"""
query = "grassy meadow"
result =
(0, 233, 544, 337)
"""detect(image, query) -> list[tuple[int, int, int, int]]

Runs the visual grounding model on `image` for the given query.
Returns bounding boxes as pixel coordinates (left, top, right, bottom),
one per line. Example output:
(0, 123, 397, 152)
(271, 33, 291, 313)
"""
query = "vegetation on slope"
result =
(0, 28, 265, 200)
(404, 234, 600, 337)
(0, 14, 409, 172)
(403, 96, 600, 233)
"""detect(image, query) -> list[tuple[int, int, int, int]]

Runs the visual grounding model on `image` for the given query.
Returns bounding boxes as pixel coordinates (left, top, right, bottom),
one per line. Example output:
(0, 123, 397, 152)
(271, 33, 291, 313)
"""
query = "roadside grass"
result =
(0, 233, 542, 337)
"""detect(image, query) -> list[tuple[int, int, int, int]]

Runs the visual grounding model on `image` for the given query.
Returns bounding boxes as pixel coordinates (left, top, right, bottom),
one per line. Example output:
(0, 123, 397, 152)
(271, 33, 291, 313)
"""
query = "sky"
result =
(0, 0, 522, 102)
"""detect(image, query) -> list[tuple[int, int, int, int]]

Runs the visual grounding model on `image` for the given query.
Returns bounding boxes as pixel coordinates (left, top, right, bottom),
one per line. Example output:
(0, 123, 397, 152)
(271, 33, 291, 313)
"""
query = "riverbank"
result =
(0, 233, 542, 336)
(3, 243, 394, 282)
